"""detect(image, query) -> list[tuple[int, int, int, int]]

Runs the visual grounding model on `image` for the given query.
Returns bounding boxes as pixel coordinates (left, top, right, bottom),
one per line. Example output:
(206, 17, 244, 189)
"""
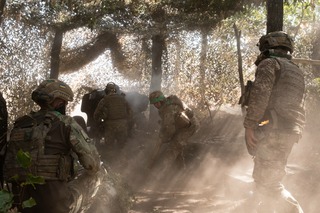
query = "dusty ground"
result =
(96, 110, 320, 213)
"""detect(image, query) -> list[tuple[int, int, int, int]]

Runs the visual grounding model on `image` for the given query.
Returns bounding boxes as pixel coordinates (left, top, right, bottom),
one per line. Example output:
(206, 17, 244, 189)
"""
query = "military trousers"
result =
(252, 129, 303, 213)
(103, 119, 128, 149)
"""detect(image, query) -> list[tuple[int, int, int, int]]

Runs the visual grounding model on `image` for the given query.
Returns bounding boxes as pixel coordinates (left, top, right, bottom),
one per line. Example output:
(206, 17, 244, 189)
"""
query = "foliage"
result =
(0, 190, 13, 213)
(21, 197, 36, 209)
(0, 150, 45, 211)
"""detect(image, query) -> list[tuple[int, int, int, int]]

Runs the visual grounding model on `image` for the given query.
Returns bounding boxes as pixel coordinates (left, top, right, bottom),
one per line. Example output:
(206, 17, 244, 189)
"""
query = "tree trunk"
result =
(233, 24, 244, 95)
(0, 0, 6, 23)
(149, 34, 165, 129)
(174, 40, 181, 89)
(311, 25, 320, 77)
(150, 35, 164, 92)
(266, 0, 283, 33)
(50, 29, 63, 79)
(200, 29, 208, 108)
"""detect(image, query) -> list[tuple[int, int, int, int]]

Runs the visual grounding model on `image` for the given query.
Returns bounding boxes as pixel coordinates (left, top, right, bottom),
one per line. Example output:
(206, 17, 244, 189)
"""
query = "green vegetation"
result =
(0, 150, 45, 212)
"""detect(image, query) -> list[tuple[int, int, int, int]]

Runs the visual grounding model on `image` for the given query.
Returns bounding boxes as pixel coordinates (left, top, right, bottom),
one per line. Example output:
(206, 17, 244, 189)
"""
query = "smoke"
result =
(101, 109, 258, 212)
(82, 104, 320, 212)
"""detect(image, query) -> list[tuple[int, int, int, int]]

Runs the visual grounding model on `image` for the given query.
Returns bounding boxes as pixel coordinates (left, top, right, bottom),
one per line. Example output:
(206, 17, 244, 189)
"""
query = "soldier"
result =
(4, 79, 101, 213)
(149, 91, 198, 173)
(81, 89, 105, 141)
(243, 31, 305, 212)
(94, 82, 132, 151)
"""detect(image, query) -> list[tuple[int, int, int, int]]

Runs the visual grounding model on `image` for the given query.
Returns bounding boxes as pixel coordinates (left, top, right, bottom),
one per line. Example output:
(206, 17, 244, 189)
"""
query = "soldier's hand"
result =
(245, 128, 257, 152)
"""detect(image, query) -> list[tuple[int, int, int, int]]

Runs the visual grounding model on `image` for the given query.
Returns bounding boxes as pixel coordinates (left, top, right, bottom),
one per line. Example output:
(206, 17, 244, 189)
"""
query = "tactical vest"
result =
(101, 94, 129, 120)
(267, 57, 305, 130)
(167, 95, 194, 118)
(4, 111, 72, 182)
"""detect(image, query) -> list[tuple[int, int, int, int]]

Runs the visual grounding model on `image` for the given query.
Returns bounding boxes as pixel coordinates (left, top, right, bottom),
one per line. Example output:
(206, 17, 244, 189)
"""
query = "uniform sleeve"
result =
(66, 117, 100, 173)
(159, 105, 179, 142)
(93, 98, 106, 122)
(244, 58, 279, 129)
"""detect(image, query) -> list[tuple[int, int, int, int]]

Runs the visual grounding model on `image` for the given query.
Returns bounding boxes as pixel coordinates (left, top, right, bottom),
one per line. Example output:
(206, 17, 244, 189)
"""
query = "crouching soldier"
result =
(149, 91, 198, 174)
(4, 79, 101, 213)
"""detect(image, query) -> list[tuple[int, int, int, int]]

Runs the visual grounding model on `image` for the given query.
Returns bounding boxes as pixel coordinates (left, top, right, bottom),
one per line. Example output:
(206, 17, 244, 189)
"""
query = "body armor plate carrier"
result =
(103, 94, 129, 120)
(268, 57, 305, 130)
(4, 111, 72, 182)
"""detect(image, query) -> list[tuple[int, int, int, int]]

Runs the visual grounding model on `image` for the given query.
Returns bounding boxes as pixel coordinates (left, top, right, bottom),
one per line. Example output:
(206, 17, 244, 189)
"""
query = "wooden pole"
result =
(292, 58, 320, 66)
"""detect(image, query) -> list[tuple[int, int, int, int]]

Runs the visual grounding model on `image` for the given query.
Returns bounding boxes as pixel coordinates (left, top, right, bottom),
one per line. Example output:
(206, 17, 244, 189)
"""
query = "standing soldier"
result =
(4, 79, 101, 213)
(94, 82, 132, 151)
(149, 91, 198, 174)
(243, 31, 305, 212)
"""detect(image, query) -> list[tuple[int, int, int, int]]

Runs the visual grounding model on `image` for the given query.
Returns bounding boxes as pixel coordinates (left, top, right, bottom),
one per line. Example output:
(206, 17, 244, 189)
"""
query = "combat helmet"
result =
(105, 82, 119, 94)
(32, 79, 73, 105)
(258, 31, 294, 53)
(149, 91, 165, 104)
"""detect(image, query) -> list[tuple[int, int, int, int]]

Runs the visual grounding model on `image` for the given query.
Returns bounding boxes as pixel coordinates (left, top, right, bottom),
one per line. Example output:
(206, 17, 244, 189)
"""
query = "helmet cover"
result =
(258, 31, 294, 53)
(105, 82, 119, 94)
(32, 79, 73, 105)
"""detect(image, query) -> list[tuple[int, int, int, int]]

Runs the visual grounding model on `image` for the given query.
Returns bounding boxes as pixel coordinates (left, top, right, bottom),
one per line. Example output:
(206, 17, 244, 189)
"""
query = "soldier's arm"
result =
(67, 117, 100, 173)
(244, 58, 279, 129)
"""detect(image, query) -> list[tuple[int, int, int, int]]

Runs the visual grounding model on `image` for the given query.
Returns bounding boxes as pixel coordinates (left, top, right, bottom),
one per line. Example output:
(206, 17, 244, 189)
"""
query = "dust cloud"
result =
(86, 107, 320, 213)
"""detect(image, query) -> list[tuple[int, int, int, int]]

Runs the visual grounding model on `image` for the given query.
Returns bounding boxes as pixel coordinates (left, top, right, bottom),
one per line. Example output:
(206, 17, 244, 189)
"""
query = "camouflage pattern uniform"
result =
(6, 111, 100, 213)
(150, 92, 198, 171)
(4, 79, 101, 213)
(244, 55, 305, 212)
(94, 93, 132, 149)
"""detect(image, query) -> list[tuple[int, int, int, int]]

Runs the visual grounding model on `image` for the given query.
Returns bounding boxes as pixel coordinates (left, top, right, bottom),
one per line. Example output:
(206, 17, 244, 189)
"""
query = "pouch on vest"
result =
(175, 111, 191, 129)
(168, 95, 193, 127)
(4, 112, 72, 182)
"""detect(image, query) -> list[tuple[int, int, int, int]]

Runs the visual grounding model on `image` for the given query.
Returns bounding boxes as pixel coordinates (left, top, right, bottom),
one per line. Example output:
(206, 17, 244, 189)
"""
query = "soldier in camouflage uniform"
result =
(149, 91, 198, 173)
(4, 79, 101, 213)
(243, 32, 305, 212)
(94, 82, 132, 151)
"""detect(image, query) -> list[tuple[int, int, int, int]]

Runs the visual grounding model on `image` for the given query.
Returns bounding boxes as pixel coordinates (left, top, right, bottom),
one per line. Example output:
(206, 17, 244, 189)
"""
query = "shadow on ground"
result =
(93, 110, 320, 213)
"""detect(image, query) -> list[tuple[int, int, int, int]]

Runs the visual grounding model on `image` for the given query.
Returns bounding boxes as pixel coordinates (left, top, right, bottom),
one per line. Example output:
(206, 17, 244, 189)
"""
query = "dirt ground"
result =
(96, 110, 320, 213)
